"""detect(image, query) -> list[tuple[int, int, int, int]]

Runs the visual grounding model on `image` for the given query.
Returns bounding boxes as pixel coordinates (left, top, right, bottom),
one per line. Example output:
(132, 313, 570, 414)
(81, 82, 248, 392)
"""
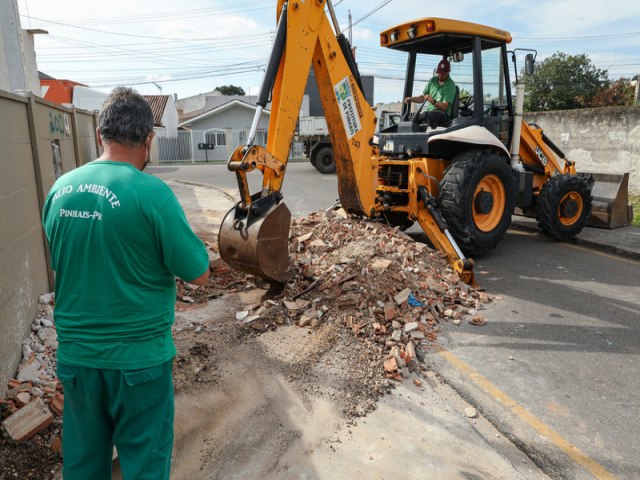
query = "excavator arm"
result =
(219, 0, 475, 286)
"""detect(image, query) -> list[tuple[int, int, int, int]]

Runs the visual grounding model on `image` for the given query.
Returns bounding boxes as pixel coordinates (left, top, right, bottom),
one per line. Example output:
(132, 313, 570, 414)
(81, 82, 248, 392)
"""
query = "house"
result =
(177, 98, 270, 162)
(143, 95, 179, 138)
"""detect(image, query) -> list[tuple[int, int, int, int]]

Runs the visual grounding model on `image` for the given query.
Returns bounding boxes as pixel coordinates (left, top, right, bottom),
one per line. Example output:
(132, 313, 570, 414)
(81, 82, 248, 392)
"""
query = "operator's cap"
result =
(436, 59, 451, 73)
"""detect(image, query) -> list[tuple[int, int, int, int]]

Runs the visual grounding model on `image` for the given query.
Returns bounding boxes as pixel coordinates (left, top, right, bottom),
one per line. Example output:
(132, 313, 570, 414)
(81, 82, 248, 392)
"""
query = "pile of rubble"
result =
(235, 209, 490, 381)
(0, 293, 62, 452)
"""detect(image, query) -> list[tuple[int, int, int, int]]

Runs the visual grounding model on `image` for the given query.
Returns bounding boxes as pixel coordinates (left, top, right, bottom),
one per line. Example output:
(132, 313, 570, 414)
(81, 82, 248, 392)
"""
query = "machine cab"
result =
(378, 18, 515, 157)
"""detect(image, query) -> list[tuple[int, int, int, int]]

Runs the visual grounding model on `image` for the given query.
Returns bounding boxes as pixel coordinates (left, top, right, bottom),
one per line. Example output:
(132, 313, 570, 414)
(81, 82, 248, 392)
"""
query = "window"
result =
(481, 45, 507, 111)
(205, 130, 226, 146)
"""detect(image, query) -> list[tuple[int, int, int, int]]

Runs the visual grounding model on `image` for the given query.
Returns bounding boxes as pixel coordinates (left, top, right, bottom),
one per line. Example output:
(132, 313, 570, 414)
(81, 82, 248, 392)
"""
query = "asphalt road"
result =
(149, 163, 639, 479)
(147, 162, 339, 216)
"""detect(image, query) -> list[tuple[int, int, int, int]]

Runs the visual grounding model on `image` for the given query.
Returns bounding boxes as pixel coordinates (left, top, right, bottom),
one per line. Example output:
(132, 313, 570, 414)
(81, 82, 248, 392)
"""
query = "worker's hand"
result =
(404, 96, 412, 104)
(425, 94, 434, 104)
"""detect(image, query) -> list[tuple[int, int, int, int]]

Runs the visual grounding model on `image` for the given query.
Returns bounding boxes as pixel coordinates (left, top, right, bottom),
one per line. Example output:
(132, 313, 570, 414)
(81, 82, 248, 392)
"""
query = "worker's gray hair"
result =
(98, 87, 154, 147)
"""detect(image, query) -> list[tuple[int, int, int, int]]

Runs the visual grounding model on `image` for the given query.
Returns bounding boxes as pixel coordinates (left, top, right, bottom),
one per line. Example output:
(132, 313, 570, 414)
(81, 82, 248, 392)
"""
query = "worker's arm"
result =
(184, 269, 209, 286)
(405, 94, 426, 104)
(154, 193, 210, 287)
(404, 94, 448, 112)
(429, 95, 448, 112)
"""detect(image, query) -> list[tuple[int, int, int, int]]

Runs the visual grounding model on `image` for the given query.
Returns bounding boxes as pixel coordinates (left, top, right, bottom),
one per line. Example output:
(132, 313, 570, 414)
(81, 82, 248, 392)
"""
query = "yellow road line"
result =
(435, 346, 618, 480)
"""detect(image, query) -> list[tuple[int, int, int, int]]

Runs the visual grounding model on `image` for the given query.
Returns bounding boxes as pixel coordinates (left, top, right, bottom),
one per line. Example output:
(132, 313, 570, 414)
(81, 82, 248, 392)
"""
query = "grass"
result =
(631, 195, 640, 226)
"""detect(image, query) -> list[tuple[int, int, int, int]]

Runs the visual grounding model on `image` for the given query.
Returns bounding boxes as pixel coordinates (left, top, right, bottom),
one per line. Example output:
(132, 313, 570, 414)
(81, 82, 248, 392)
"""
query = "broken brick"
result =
(383, 357, 399, 374)
(15, 392, 31, 407)
(7, 379, 20, 389)
(470, 315, 486, 326)
(383, 302, 396, 321)
(48, 434, 62, 452)
(2, 397, 53, 443)
(49, 392, 64, 416)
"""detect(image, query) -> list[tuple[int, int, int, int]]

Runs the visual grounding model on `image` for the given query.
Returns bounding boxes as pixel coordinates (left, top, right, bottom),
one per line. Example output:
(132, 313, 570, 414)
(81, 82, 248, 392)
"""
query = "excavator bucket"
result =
(580, 172, 631, 229)
(218, 197, 291, 284)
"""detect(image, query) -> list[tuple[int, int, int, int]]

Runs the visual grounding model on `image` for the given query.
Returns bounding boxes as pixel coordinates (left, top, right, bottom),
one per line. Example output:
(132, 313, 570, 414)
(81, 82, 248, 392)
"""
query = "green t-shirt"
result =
(423, 76, 456, 117)
(42, 160, 209, 370)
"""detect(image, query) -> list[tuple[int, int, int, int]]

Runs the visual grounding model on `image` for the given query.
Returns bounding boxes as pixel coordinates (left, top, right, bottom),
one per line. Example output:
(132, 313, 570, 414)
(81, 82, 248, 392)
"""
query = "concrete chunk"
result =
(393, 288, 412, 306)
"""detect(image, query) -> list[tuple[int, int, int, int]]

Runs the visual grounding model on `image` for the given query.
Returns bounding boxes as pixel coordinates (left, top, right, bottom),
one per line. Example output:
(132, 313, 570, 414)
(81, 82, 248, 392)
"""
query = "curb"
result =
(171, 179, 239, 203)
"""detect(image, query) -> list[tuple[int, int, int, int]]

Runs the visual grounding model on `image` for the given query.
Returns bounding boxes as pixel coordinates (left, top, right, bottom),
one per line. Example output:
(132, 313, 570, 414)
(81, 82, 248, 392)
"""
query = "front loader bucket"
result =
(218, 198, 291, 284)
(580, 172, 631, 229)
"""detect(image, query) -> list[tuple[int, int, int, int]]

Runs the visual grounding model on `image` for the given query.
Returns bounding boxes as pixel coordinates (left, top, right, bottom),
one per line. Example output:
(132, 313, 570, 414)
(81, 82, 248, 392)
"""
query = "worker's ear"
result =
(96, 128, 104, 147)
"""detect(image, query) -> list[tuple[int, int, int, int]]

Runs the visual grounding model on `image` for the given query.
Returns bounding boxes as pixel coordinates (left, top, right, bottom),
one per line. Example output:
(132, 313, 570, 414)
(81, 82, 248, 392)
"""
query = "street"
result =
(149, 163, 640, 479)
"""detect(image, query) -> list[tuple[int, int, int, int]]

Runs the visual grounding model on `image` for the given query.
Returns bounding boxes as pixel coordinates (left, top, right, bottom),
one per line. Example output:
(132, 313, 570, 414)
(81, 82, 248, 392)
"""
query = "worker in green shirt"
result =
(42, 87, 210, 480)
(405, 58, 457, 129)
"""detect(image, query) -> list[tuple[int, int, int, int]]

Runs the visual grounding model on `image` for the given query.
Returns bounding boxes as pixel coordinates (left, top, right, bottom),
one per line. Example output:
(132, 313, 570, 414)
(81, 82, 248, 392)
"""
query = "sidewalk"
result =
(511, 214, 640, 260)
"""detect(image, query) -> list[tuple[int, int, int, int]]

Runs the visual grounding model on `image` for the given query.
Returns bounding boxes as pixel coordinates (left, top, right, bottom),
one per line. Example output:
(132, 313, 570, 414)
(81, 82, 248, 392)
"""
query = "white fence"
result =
(157, 128, 304, 164)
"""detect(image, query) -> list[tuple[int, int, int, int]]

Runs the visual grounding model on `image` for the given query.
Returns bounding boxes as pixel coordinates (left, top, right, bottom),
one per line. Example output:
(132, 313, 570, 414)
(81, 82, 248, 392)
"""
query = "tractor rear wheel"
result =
(438, 149, 516, 256)
(314, 146, 336, 174)
(536, 174, 592, 241)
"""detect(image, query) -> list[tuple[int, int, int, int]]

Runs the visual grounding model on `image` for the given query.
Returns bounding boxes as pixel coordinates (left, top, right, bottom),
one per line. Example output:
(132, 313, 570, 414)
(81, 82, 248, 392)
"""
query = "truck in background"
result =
(297, 110, 401, 173)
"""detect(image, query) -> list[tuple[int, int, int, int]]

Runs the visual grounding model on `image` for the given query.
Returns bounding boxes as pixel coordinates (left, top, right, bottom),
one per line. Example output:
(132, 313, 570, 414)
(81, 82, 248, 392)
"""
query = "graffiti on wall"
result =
(49, 111, 71, 137)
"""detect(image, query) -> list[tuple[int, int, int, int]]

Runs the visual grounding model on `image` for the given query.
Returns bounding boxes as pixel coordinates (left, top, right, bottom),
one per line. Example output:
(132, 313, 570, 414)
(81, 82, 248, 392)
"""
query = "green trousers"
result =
(57, 360, 174, 480)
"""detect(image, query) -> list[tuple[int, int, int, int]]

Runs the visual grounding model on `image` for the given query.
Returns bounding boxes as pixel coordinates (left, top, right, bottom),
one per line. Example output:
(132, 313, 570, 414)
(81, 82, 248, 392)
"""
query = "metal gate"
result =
(157, 128, 304, 164)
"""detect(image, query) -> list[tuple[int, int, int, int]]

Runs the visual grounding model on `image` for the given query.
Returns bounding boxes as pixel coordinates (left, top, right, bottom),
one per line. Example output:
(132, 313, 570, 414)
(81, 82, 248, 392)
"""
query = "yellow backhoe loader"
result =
(218, 0, 628, 288)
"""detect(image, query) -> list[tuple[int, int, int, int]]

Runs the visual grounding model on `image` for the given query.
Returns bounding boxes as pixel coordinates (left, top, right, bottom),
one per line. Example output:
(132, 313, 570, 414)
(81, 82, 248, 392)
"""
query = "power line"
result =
(349, 0, 392, 28)
(23, 14, 271, 41)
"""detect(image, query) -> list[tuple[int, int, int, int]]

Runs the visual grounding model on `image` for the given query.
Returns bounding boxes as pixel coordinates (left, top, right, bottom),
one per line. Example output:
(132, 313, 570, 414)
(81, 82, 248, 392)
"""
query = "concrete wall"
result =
(161, 95, 179, 138)
(526, 106, 640, 194)
(0, 90, 98, 388)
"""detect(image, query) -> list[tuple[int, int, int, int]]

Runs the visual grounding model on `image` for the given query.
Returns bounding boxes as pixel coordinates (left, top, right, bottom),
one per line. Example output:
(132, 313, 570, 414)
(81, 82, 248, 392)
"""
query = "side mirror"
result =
(450, 52, 464, 63)
(525, 53, 535, 76)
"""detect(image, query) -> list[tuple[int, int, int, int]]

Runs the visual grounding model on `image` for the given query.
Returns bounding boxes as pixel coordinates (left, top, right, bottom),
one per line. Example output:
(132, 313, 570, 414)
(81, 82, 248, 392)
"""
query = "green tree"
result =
(216, 85, 246, 95)
(523, 52, 608, 111)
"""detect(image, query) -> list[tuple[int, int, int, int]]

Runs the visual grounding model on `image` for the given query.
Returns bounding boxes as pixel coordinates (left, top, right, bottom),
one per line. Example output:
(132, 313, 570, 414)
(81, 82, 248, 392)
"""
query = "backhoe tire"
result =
(438, 149, 515, 256)
(536, 174, 592, 241)
(314, 146, 336, 174)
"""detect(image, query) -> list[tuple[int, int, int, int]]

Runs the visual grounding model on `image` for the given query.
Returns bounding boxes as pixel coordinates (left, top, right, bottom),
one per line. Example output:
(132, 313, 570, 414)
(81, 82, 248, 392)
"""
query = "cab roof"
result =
(380, 17, 512, 54)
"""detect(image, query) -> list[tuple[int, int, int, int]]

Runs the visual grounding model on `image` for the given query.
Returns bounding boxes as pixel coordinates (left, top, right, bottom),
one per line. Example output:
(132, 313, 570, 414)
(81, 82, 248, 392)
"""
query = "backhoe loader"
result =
(218, 0, 625, 287)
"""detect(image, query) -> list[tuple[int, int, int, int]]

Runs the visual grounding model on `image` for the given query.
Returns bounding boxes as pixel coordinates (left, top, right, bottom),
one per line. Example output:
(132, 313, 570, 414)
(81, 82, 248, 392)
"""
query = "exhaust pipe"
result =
(510, 83, 525, 172)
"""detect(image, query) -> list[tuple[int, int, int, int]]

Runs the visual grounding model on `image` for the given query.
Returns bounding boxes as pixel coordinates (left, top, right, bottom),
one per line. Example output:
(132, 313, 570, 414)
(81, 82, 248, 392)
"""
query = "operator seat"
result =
(447, 86, 460, 124)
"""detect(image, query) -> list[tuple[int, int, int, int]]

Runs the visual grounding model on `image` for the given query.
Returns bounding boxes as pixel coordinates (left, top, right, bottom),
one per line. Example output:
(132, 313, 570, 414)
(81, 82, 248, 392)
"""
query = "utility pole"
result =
(635, 75, 640, 106)
(348, 9, 352, 44)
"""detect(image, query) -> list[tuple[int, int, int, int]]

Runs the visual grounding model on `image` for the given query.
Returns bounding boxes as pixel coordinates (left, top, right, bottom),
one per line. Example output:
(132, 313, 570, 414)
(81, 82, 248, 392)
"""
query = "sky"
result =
(16, 0, 640, 106)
